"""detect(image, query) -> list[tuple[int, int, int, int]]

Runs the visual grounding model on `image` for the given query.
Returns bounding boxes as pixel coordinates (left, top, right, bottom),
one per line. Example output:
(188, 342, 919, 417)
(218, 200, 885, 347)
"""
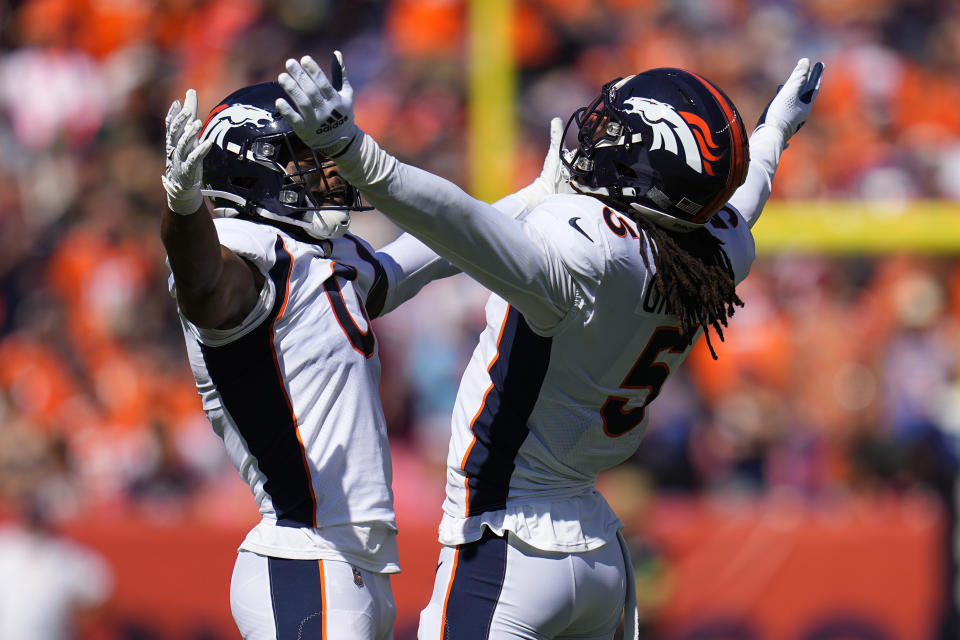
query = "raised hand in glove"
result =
(755, 58, 824, 145)
(276, 51, 359, 157)
(513, 117, 576, 212)
(162, 89, 213, 215)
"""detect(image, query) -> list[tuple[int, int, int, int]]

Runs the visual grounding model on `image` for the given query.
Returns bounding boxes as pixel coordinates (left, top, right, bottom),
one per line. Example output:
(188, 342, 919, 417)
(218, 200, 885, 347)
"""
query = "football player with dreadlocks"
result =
(160, 80, 565, 639)
(276, 54, 822, 639)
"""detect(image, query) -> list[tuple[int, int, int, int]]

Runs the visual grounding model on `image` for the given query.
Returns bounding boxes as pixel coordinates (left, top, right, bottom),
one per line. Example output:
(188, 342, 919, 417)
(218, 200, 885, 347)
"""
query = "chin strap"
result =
(201, 189, 247, 215)
(200, 188, 351, 239)
(255, 208, 350, 239)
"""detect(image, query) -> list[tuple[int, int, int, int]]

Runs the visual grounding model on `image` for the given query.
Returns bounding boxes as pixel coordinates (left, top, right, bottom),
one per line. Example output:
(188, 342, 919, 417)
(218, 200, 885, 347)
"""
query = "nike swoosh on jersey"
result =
(568, 217, 593, 242)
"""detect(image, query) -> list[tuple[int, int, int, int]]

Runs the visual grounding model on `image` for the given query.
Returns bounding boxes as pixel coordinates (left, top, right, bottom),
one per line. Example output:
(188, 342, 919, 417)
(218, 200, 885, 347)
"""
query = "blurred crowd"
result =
(1, 0, 960, 632)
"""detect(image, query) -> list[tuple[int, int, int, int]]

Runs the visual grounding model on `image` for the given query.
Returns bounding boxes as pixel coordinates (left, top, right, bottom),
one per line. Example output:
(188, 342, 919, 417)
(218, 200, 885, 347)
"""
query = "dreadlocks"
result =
(632, 214, 743, 360)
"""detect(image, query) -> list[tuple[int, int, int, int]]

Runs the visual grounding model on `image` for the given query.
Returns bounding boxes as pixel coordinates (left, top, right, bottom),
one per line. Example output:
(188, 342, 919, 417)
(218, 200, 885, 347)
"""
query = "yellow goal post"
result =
(752, 201, 960, 254)
(467, 1, 960, 254)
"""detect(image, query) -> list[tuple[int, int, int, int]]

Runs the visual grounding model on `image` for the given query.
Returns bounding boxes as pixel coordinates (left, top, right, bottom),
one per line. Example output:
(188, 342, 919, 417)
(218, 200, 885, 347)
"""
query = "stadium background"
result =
(1, 0, 959, 638)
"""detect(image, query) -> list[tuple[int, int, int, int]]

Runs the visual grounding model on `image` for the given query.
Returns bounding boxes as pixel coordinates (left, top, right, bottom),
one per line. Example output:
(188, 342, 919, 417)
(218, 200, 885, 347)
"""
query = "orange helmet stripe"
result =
(199, 103, 228, 139)
(688, 72, 747, 223)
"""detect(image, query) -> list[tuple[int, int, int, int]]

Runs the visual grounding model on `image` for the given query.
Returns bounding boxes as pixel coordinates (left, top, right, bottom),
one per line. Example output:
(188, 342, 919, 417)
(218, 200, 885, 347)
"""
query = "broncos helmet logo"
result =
(622, 97, 724, 176)
(199, 103, 274, 149)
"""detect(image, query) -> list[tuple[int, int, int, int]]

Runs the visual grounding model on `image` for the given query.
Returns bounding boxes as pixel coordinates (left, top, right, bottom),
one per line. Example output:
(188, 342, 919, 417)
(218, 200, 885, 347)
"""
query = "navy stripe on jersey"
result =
(200, 235, 317, 528)
(443, 529, 507, 639)
(268, 557, 325, 638)
(344, 233, 388, 318)
(463, 307, 552, 516)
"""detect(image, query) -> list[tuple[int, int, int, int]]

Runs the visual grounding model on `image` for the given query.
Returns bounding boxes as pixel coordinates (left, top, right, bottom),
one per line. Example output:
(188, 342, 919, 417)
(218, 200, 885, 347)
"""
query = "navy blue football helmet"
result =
(199, 81, 368, 239)
(562, 68, 749, 232)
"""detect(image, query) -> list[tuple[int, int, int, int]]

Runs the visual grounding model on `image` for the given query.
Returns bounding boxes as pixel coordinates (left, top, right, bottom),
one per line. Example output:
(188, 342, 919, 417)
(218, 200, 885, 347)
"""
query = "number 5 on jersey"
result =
(601, 326, 688, 437)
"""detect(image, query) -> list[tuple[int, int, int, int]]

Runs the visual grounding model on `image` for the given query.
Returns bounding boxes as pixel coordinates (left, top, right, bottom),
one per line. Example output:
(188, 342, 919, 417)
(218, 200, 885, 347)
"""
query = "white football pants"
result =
(418, 529, 627, 639)
(230, 550, 396, 639)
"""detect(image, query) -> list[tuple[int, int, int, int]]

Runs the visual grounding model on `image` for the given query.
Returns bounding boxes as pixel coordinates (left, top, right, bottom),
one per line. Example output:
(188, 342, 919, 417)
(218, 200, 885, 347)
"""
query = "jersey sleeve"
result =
(369, 193, 532, 317)
(339, 133, 578, 331)
(725, 125, 785, 229)
(213, 217, 280, 273)
(519, 195, 609, 333)
(705, 205, 756, 284)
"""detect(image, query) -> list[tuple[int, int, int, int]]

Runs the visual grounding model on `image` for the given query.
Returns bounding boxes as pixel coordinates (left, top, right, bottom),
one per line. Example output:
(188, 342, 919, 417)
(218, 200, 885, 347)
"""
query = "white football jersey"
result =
(331, 127, 776, 554)
(437, 194, 755, 551)
(172, 218, 449, 573)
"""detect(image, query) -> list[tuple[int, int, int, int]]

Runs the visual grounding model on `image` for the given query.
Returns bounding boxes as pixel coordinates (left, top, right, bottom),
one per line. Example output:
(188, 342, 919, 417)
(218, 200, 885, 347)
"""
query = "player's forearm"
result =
(734, 58, 823, 229)
(726, 125, 784, 228)
(335, 133, 520, 255)
(161, 205, 225, 298)
(161, 209, 260, 328)
(336, 132, 570, 328)
(375, 187, 541, 315)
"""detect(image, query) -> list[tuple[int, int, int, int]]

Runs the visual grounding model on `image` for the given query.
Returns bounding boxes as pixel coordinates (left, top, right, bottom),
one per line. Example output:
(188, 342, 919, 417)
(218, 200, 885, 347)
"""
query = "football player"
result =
(160, 80, 565, 639)
(275, 53, 821, 639)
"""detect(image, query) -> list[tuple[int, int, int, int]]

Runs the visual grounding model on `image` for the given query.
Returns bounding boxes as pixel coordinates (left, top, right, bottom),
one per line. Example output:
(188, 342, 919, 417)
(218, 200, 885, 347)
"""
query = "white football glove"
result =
(162, 89, 213, 215)
(276, 52, 359, 157)
(512, 117, 576, 212)
(755, 58, 824, 145)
